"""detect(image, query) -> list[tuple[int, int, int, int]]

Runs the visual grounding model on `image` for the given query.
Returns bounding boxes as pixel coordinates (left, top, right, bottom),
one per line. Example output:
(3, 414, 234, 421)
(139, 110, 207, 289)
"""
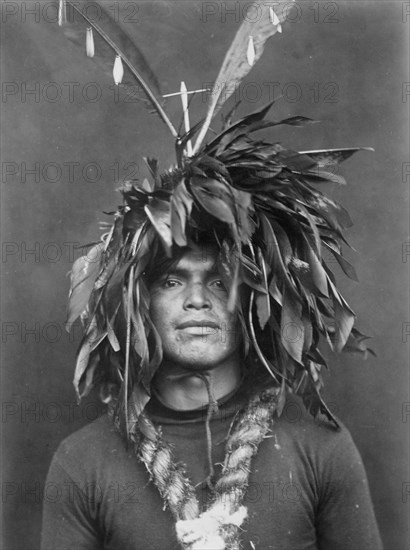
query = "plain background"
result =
(1, 1, 409, 549)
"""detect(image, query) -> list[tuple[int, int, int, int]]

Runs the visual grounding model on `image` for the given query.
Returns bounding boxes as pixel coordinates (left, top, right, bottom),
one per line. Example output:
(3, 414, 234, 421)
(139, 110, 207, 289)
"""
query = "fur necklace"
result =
(109, 386, 279, 550)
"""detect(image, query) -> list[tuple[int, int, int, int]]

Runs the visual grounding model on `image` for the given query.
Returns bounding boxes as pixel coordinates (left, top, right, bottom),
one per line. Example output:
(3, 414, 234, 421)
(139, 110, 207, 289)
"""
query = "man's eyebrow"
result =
(161, 264, 220, 279)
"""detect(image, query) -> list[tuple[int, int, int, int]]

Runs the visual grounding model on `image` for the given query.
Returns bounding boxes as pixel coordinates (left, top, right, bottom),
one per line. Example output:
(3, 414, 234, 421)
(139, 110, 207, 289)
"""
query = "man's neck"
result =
(153, 357, 242, 411)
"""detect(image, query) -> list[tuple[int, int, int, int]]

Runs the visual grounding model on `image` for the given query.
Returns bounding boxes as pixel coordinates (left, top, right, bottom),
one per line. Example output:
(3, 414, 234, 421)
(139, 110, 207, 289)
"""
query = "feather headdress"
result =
(61, 0, 373, 432)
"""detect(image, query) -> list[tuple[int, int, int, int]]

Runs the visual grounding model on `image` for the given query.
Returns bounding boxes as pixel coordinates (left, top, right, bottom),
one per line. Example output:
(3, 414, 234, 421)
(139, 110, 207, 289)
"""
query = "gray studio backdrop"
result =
(1, 1, 409, 549)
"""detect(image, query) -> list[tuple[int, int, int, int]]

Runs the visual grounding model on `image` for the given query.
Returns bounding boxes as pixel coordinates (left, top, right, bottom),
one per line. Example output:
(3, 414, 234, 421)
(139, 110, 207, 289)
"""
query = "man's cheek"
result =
(150, 306, 166, 327)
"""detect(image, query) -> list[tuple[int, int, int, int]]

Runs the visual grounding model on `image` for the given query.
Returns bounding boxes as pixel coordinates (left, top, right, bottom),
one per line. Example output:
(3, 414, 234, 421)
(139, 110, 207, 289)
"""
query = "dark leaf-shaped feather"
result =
(248, 291, 281, 383)
(190, 178, 236, 225)
(143, 157, 159, 189)
(66, 243, 103, 327)
(73, 321, 107, 399)
(175, 118, 205, 166)
(343, 328, 375, 358)
(326, 276, 355, 351)
(323, 242, 358, 281)
(288, 258, 316, 294)
(170, 202, 187, 247)
(127, 384, 152, 428)
(275, 150, 317, 172)
(221, 100, 242, 131)
(299, 147, 375, 167)
(144, 198, 172, 254)
(333, 299, 355, 352)
(106, 315, 120, 352)
(195, 155, 231, 180)
(305, 241, 329, 297)
(255, 249, 271, 329)
(281, 289, 304, 364)
(206, 102, 274, 155)
(224, 116, 317, 143)
(170, 180, 193, 246)
(76, 353, 99, 399)
(309, 192, 353, 230)
(303, 168, 347, 186)
(260, 215, 300, 303)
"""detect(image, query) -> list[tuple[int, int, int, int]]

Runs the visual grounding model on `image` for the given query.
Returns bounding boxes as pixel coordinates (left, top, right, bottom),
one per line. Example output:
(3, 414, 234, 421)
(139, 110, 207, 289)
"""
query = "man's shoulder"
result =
(273, 393, 357, 459)
(52, 413, 128, 470)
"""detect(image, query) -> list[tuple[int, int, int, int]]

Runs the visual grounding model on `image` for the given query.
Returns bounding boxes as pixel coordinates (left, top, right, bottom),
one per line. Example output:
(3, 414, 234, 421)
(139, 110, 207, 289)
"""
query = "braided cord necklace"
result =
(109, 386, 279, 550)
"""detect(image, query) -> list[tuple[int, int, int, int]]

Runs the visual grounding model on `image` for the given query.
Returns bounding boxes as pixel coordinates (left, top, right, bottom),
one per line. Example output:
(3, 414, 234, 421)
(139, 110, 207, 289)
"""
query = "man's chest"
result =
(97, 441, 319, 550)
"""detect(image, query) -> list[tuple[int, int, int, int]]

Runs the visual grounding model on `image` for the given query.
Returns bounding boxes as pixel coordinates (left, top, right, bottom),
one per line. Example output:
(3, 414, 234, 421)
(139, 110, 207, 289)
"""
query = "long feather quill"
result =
(62, 0, 177, 137)
(193, 0, 288, 153)
(124, 265, 135, 435)
(299, 147, 375, 167)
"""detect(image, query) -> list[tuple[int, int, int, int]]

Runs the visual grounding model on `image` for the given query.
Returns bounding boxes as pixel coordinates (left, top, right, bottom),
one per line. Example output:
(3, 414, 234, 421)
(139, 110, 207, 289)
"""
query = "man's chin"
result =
(161, 339, 241, 371)
(162, 349, 232, 371)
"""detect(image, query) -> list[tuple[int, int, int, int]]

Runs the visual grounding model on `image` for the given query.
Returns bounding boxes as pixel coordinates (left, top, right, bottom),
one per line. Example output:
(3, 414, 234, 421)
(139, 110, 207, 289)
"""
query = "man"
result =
(43, 2, 382, 547)
(41, 236, 382, 550)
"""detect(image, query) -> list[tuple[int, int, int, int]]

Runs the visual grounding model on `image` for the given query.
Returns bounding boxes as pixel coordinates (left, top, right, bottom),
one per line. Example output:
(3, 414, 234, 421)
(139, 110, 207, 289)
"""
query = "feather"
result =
(144, 198, 173, 254)
(145, 317, 163, 379)
(62, 0, 177, 137)
(123, 265, 135, 434)
(127, 385, 152, 433)
(333, 299, 355, 352)
(326, 275, 356, 351)
(255, 248, 271, 329)
(343, 328, 375, 358)
(106, 315, 120, 352)
(299, 147, 375, 167)
(281, 289, 304, 364)
(303, 168, 347, 186)
(205, 101, 275, 157)
(227, 259, 240, 312)
(66, 243, 103, 327)
(73, 320, 106, 400)
(221, 100, 241, 132)
(248, 291, 280, 383)
(190, 178, 236, 225)
(143, 157, 159, 189)
(299, 373, 339, 428)
(78, 353, 98, 398)
(193, 0, 288, 153)
(323, 241, 358, 281)
(305, 241, 329, 297)
(170, 181, 193, 246)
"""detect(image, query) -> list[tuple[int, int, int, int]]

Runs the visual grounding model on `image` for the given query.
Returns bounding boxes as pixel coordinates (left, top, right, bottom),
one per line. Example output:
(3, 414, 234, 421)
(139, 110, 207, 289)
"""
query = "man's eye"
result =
(163, 279, 180, 288)
(211, 280, 226, 290)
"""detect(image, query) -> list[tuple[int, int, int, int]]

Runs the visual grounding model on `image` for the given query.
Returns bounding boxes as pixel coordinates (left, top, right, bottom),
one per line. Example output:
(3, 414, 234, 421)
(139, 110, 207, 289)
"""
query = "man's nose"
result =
(183, 282, 211, 310)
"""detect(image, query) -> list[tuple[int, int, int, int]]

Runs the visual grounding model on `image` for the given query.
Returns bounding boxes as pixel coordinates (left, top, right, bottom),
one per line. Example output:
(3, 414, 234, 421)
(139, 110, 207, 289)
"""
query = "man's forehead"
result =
(172, 245, 219, 272)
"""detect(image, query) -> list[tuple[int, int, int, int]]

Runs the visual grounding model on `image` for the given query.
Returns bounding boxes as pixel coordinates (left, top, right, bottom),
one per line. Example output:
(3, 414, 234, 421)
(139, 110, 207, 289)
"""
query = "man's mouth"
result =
(177, 320, 220, 331)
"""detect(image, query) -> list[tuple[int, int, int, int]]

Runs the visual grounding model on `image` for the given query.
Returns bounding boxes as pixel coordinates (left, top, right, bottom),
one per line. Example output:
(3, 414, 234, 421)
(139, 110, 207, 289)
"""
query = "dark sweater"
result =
(41, 393, 382, 550)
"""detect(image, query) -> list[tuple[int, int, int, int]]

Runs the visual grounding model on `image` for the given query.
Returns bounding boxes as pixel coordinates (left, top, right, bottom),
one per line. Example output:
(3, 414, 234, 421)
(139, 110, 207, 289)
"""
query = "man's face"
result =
(149, 245, 242, 371)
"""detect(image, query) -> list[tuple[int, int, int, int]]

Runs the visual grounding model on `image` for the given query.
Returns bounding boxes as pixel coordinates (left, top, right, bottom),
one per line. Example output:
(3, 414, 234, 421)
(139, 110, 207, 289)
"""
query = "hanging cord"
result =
(195, 373, 219, 492)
